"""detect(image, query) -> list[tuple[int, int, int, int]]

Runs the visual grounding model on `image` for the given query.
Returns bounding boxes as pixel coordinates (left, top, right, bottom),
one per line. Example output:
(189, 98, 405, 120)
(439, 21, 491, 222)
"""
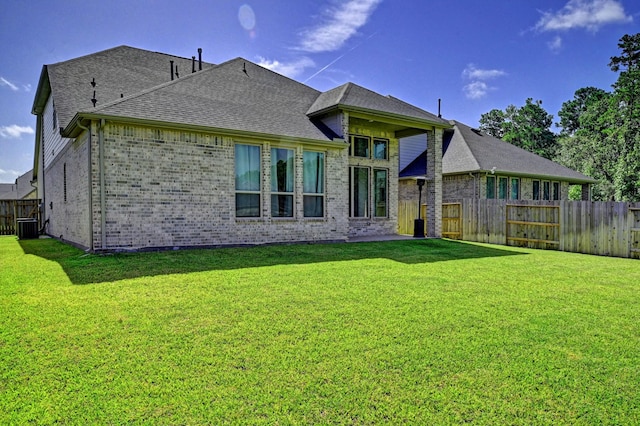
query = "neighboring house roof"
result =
(307, 83, 449, 128)
(32, 45, 214, 129)
(0, 170, 35, 200)
(400, 120, 596, 184)
(0, 184, 15, 200)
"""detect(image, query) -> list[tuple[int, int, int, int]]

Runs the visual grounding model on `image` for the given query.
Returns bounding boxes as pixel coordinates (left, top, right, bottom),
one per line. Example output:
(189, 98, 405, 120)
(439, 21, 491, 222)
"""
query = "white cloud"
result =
(463, 81, 491, 100)
(298, 0, 382, 53)
(461, 64, 506, 100)
(0, 125, 35, 139)
(548, 36, 563, 53)
(0, 76, 19, 91)
(535, 0, 632, 32)
(462, 64, 506, 81)
(257, 57, 316, 78)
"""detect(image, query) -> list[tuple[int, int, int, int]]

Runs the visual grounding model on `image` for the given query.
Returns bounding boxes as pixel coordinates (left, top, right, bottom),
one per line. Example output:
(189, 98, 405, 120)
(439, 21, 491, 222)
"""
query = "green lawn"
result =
(1, 236, 639, 424)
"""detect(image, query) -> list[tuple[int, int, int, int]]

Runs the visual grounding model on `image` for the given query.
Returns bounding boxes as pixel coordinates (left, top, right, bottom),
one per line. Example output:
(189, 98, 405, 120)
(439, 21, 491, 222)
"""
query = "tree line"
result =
(478, 33, 640, 202)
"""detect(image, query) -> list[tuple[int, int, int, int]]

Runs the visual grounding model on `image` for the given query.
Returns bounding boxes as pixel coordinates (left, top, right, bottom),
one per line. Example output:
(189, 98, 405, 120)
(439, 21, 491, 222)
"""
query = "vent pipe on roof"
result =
(438, 98, 442, 118)
(91, 90, 97, 107)
(192, 56, 196, 73)
(170, 60, 174, 80)
(175, 65, 179, 79)
(198, 48, 202, 70)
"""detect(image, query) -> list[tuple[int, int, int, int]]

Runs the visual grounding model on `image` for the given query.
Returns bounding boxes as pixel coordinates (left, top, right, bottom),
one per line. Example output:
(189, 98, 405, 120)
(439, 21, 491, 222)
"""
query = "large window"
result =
(350, 167, 369, 217)
(374, 169, 388, 217)
(303, 151, 325, 217)
(235, 144, 261, 217)
(271, 148, 294, 217)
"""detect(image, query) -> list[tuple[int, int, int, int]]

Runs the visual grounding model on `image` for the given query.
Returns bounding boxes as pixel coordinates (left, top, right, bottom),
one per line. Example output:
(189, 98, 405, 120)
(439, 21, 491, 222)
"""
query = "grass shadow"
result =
(17, 237, 526, 285)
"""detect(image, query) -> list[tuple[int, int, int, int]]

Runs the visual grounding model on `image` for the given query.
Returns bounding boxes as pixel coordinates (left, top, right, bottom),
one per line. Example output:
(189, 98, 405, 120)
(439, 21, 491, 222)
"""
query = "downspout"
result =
(35, 114, 46, 233)
(76, 120, 92, 251)
(98, 119, 106, 250)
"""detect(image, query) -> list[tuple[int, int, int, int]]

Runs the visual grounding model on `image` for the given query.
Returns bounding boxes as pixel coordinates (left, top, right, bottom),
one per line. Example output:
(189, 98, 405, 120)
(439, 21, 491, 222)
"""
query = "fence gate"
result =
(506, 204, 560, 250)
(442, 202, 462, 239)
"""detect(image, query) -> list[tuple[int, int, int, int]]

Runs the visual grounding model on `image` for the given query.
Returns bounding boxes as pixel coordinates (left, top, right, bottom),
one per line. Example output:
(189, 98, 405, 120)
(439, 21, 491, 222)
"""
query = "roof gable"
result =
(307, 82, 449, 127)
(71, 58, 339, 142)
(33, 45, 213, 129)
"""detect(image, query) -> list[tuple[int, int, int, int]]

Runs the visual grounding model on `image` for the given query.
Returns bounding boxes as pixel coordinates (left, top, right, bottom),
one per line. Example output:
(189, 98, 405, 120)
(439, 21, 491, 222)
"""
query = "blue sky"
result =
(1, 0, 638, 183)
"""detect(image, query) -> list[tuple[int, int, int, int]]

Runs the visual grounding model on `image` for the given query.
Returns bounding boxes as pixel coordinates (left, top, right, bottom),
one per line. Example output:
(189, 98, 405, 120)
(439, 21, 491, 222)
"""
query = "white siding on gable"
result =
(399, 133, 427, 171)
(43, 95, 71, 169)
(319, 113, 343, 138)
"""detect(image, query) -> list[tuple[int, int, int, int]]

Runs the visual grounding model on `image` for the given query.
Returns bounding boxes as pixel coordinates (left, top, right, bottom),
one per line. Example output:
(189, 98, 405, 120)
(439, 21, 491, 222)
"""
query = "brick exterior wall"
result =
(83, 121, 352, 251)
(44, 131, 91, 248)
(443, 173, 572, 201)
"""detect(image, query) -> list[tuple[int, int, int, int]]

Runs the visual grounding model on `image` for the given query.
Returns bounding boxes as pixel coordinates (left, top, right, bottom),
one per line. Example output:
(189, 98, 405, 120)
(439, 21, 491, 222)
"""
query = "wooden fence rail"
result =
(0, 199, 41, 236)
(444, 199, 640, 259)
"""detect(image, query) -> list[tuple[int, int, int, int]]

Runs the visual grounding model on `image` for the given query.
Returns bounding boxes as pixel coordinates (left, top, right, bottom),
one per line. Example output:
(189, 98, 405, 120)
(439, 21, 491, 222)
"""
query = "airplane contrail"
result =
(303, 31, 379, 84)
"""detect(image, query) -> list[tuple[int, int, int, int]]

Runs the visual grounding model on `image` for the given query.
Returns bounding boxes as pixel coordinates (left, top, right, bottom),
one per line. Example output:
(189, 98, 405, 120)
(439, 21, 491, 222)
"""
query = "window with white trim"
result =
(373, 169, 388, 217)
(373, 138, 388, 160)
(498, 177, 508, 199)
(235, 144, 261, 217)
(350, 167, 369, 217)
(271, 148, 294, 217)
(486, 175, 496, 199)
(303, 151, 325, 217)
(351, 135, 370, 158)
(510, 178, 520, 200)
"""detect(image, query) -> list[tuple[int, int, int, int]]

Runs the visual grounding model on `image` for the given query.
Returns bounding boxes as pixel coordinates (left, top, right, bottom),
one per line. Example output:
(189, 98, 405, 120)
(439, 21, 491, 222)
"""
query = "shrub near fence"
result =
(450, 199, 640, 259)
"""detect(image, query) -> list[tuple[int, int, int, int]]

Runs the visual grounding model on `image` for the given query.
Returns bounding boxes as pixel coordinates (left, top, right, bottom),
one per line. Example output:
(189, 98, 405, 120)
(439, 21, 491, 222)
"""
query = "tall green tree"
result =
(479, 98, 557, 159)
(556, 90, 616, 200)
(555, 33, 640, 201)
(609, 33, 640, 201)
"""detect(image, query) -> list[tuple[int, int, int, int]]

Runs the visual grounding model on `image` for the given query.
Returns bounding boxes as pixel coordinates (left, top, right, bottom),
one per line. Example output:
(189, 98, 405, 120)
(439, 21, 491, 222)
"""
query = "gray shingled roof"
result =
(443, 120, 595, 183)
(40, 46, 449, 143)
(307, 82, 449, 127)
(34, 45, 212, 129)
(76, 58, 338, 142)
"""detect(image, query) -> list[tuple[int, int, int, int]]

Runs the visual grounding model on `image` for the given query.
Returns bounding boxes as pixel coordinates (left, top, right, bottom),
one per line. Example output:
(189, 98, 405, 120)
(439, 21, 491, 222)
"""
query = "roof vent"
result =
(91, 90, 97, 107)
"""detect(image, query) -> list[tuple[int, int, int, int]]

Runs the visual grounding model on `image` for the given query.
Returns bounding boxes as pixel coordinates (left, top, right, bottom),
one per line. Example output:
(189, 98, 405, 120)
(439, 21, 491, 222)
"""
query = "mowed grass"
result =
(1, 236, 639, 424)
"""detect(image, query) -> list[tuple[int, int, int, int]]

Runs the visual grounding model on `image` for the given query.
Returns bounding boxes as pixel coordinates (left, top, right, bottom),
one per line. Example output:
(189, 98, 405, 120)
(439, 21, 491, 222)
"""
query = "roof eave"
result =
(63, 113, 348, 148)
(31, 65, 51, 115)
(445, 169, 597, 184)
(308, 104, 451, 130)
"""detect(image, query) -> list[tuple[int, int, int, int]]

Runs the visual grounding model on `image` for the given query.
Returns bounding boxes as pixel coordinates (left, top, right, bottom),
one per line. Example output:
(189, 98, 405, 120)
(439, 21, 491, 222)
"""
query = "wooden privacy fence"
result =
(398, 201, 427, 235)
(446, 199, 640, 259)
(0, 199, 41, 235)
